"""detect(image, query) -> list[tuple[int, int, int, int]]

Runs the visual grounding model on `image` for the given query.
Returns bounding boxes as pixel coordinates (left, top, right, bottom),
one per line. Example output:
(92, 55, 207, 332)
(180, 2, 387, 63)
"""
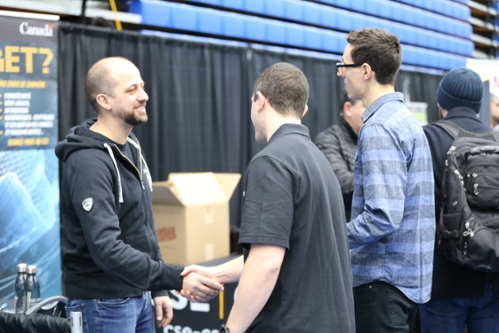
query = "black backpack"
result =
(434, 120, 499, 272)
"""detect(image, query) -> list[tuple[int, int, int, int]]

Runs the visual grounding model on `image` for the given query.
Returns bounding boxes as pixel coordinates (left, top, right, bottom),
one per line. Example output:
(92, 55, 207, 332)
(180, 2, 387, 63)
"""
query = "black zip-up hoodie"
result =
(55, 119, 183, 298)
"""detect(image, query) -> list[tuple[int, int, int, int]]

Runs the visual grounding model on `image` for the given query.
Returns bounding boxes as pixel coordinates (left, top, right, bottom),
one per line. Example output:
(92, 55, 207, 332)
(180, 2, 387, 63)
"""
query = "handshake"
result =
(178, 265, 224, 303)
(177, 255, 242, 303)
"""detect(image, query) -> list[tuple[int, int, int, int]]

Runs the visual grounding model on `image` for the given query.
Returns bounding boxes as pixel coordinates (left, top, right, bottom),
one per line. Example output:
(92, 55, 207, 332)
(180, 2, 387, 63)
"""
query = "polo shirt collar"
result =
(362, 92, 405, 123)
(268, 123, 310, 144)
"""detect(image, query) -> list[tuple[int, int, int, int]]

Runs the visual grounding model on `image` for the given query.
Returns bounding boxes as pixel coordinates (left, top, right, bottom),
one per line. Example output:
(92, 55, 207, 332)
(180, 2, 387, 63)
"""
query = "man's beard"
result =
(120, 106, 148, 126)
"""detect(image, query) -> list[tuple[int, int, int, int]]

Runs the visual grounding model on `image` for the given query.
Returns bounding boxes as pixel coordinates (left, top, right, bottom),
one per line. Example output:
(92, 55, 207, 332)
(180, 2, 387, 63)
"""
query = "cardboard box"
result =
(152, 172, 241, 265)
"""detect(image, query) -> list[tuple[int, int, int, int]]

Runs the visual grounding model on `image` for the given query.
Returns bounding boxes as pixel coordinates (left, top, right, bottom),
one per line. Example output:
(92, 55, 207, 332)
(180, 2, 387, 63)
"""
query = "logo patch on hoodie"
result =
(82, 198, 93, 212)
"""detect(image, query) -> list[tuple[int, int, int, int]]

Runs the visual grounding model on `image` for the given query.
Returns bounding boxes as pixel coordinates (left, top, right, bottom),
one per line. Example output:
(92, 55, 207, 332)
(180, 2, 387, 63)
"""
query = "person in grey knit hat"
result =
(420, 68, 499, 333)
(436, 67, 483, 114)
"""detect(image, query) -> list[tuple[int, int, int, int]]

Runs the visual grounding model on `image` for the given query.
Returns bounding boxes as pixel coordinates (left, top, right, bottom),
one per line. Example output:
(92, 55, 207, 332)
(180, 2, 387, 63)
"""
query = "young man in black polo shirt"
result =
(181, 62, 355, 333)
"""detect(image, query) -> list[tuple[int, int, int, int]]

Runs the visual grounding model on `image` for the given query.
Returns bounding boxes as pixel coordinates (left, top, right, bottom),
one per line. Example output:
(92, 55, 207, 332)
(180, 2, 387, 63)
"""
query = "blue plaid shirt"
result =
(347, 92, 435, 303)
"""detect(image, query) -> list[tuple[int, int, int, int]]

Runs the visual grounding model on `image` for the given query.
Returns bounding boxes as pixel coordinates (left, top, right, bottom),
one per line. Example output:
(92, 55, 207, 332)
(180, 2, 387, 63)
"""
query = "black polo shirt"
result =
(239, 124, 355, 333)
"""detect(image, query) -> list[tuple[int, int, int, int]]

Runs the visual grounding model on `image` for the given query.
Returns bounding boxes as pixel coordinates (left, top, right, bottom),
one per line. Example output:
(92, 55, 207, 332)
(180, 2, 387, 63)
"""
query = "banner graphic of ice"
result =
(0, 16, 60, 302)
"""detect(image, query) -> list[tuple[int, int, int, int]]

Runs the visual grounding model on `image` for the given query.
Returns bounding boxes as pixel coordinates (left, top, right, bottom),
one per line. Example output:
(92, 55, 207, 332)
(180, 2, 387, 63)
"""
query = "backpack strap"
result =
(492, 129, 499, 141)
(434, 120, 499, 142)
(434, 120, 462, 139)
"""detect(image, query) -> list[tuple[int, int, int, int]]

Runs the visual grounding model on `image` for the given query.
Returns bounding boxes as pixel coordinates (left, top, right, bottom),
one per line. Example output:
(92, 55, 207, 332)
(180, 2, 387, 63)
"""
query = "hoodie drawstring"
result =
(127, 137, 153, 192)
(104, 143, 124, 203)
(141, 155, 153, 192)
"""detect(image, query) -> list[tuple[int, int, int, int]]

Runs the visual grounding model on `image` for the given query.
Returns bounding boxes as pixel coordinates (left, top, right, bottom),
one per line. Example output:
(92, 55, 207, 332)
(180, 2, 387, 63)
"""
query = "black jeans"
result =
(353, 281, 417, 333)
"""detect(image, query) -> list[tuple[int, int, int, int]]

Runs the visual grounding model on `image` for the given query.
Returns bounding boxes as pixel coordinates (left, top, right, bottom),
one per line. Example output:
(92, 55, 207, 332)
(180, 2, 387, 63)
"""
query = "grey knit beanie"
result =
(436, 68, 483, 113)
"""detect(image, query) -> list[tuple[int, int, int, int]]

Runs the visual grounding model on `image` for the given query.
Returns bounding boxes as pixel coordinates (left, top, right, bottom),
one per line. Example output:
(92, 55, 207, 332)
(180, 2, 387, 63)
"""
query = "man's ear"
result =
(254, 91, 266, 112)
(302, 104, 309, 118)
(343, 101, 353, 118)
(95, 93, 112, 111)
(438, 105, 448, 120)
(362, 63, 373, 81)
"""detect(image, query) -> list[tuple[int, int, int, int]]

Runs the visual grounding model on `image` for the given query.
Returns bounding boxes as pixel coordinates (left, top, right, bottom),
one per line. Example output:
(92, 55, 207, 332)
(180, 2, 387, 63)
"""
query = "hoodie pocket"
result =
(123, 229, 157, 258)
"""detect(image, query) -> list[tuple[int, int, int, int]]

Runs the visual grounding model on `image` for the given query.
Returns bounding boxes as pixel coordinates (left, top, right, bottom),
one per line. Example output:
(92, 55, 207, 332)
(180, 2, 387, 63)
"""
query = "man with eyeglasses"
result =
(337, 28, 435, 333)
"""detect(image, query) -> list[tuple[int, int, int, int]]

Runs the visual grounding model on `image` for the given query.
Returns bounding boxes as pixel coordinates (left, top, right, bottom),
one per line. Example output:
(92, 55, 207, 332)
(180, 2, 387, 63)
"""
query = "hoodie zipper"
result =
(103, 139, 145, 203)
(126, 137, 146, 190)
(103, 143, 125, 203)
(114, 142, 145, 190)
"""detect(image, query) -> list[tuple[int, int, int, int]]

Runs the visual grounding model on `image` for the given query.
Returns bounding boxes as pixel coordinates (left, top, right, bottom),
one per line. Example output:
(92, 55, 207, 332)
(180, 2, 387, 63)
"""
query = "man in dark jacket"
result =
(420, 68, 499, 333)
(55, 57, 222, 333)
(314, 92, 365, 220)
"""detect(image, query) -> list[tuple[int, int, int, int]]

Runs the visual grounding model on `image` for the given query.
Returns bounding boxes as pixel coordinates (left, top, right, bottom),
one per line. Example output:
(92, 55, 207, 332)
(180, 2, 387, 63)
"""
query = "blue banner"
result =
(0, 15, 60, 302)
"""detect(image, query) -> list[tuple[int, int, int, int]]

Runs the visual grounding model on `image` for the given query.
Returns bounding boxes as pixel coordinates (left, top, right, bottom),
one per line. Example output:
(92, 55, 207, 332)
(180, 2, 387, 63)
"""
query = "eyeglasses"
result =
(336, 62, 362, 74)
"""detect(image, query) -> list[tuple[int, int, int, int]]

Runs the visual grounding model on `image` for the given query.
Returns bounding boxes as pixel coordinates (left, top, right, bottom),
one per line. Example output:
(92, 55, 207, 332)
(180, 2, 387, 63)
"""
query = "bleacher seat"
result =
(129, 0, 470, 71)
(185, 0, 473, 56)
(393, 0, 470, 21)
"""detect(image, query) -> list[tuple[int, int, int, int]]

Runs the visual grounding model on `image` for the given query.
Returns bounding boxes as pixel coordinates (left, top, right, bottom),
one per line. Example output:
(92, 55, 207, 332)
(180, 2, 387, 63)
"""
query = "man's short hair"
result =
(252, 62, 309, 119)
(346, 28, 402, 86)
(84, 57, 129, 111)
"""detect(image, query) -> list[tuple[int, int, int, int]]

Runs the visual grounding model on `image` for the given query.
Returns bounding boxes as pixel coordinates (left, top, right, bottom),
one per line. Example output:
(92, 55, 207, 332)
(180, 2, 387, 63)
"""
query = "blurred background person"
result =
(314, 91, 365, 220)
(491, 93, 499, 131)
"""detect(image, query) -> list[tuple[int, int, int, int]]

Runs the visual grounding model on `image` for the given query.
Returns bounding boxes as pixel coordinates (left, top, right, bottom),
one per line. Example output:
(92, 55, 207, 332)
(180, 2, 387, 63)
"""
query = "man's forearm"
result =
(213, 255, 245, 284)
(225, 245, 285, 333)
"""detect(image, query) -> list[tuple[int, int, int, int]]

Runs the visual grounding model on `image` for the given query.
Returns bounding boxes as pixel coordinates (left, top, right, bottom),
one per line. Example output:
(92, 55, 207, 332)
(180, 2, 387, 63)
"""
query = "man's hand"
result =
(179, 265, 218, 302)
(181, 265, 216, 280)
(181, 268, 223, 303)
(153, 296, 173, 328)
